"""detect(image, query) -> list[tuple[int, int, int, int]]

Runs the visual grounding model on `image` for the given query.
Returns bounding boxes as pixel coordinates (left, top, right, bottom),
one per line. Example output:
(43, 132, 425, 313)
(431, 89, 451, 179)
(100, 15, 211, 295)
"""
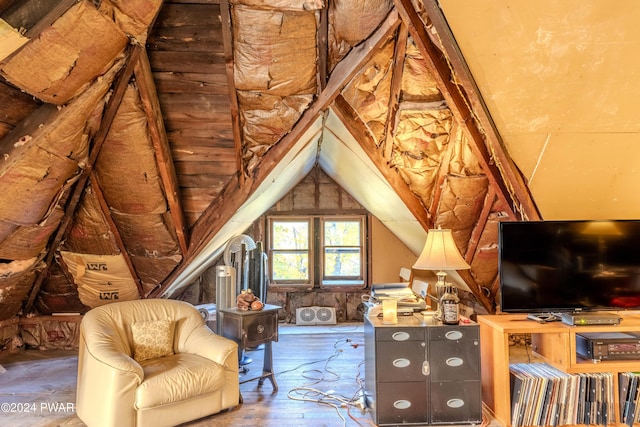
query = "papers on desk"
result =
(372, 283, 414, 299)
(371, 283, 426, 310)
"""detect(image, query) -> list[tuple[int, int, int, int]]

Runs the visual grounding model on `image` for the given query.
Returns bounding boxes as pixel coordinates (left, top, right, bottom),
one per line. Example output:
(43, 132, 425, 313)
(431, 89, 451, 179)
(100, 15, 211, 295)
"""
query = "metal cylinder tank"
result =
(215, 265, 236, 335)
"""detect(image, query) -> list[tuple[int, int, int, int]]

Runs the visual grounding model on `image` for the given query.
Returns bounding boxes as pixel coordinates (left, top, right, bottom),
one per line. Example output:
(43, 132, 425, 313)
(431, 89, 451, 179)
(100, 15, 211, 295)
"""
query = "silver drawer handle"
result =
(445, 330, 463, 340)
(393, 358, 410, 368)
(393, 400, 411, 410)
(392, 331, 410, 341)
(446, 357, 463, 367)
(447, 398, 465, 408)
(422, 360, 430, 376)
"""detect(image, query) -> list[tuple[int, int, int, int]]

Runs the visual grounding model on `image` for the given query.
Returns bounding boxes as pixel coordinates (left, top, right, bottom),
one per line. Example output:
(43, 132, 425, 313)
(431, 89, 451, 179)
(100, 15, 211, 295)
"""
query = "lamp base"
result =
(433, 271, 447, 320)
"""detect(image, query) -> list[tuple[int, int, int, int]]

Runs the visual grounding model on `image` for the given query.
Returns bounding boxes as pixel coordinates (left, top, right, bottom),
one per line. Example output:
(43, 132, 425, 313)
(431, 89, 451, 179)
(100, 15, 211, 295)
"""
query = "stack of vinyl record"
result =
(619, 372, 640, 426)
(510, 362, 614, 427)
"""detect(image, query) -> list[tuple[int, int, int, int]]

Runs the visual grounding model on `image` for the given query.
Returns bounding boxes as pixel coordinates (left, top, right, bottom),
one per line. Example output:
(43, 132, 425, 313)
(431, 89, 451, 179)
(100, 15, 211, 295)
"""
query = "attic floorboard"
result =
(0, 324, 372, 427)
(0, 324, 513, 427)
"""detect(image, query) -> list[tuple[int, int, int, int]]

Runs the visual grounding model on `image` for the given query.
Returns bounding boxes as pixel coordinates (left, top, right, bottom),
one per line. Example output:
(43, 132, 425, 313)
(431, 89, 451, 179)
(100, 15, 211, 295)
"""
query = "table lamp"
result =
(412, 228, 470, 312)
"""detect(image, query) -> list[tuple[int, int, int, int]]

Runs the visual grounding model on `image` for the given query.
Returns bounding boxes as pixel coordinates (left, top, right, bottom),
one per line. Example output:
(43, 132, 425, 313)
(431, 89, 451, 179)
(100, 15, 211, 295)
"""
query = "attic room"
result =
(2, 0, 640, 426)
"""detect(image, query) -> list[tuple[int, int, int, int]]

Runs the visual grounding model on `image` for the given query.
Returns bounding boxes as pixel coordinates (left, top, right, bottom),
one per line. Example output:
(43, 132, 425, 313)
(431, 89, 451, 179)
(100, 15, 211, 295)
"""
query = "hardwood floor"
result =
(185, 325, 372, 427)
(0, 323, 501, 427)
(0, 324, 375, 427)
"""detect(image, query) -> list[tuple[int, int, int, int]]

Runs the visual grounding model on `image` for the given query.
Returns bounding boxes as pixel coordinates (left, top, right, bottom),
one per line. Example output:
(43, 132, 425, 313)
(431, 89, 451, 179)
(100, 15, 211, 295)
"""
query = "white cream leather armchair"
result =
(76, 299, 239, 427)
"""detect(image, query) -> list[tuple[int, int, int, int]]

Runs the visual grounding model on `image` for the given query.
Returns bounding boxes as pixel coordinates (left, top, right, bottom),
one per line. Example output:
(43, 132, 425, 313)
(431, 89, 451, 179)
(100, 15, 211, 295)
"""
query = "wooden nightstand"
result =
(219, 304, 280, 390)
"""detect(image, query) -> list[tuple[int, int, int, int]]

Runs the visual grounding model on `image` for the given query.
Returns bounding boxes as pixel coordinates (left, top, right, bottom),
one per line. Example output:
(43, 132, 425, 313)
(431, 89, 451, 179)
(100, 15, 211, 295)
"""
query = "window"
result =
(322, 218, 364, 284)
(268, 215, 367, 288)
(269, 218, 312, 285)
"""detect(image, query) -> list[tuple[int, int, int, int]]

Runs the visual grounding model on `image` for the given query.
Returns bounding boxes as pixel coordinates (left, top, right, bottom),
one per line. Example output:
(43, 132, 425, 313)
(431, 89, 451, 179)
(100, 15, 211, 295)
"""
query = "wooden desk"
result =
(220, 304, 280, 390)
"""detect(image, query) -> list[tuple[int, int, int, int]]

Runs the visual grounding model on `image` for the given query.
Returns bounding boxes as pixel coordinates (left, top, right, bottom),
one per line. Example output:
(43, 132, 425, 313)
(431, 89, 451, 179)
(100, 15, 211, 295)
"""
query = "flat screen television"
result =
(499, 220, 640, 313)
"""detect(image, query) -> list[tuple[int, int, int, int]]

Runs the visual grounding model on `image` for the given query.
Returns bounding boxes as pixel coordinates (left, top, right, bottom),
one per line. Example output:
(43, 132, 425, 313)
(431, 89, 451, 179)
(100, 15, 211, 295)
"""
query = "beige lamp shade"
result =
(412, 229, 470, 271)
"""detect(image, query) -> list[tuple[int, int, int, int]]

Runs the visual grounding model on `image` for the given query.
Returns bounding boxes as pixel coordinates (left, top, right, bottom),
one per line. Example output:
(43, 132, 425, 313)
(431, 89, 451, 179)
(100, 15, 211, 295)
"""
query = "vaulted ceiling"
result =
(0, 0, 634, 321)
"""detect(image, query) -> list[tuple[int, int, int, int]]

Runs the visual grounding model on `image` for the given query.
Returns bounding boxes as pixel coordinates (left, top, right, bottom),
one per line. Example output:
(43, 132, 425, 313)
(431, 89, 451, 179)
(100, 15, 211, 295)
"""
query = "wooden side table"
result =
(219, 304, 280, 390)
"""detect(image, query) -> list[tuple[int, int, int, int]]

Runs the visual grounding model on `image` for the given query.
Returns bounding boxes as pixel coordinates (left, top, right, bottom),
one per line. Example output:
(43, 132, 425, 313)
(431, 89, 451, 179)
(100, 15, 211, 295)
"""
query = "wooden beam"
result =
(458, 268, 493, 313)
(422, 0, 540, 222)
(429, 119, 455, 222)
(153, 10, 403, 297)
(394, 0, 540, 221)
(383, 22, 408, 159)
(134, 44, 189, 254)
(333, 94, 431, 231)
(242, 9, 402, 197)
(23, 46, 140, 312)
(0, 0, 77, 66)
(191, 8, 402, 254)
(219, 0, 245, 184)
(317, 4, 329, 90)
(463, 188, 498, 313)
(465, 188, 496, 263)
(0, 103, 58, 166)
(149, 172, 249, 297)
(26, 0, 76, 38)
(89, 175, 145, 298)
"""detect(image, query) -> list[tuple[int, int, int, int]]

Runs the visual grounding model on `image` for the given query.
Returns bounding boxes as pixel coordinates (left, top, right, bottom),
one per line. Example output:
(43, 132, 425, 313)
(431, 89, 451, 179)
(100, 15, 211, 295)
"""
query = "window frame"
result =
(267, 216, 313, 287)
(267, 214, 368, 290)
(320, 216, 366, 286)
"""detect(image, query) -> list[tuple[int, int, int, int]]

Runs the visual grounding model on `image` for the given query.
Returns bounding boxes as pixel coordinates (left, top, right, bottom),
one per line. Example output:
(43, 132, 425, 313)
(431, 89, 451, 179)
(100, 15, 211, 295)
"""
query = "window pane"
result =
(324, 248, 361, 276)
(324, 220, 360, 246)
(273, 221, 309, 250)
(272, 252, 309, 280)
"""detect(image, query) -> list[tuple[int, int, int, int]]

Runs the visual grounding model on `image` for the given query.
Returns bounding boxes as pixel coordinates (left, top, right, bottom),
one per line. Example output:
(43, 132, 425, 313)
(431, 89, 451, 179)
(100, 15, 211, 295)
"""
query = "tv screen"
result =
(499, 220, 640, 313)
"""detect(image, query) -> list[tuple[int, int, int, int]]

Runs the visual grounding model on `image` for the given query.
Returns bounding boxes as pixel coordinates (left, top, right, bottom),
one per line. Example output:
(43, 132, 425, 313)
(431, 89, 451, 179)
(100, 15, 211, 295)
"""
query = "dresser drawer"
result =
(429, 325, 478, 342)
(376, 340, 427, 382)
(429, 339, 480, 381)
(376, 382, 429, 426)
(430, 380, 482, 424)
(377, 327, 425, 342)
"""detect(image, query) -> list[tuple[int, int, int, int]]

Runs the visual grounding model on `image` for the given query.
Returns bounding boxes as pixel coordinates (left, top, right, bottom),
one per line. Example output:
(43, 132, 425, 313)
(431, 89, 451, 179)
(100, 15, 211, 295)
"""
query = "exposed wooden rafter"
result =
(332, 94, 431, 231)
(24, 46, 143, 312)
(421, 0, 540, 221)
(0, 0, 554, 317)
(393, 0, 539, 222)
(464, 186, 498, 313)
(0, 0, 76, 66)
(317, 5, 329, 90)
(153, 10, 403, 296)
(88, 174, 144, 295)
(383, 21, 408, 159)
(219, 0, 244, 184)
(134, 44, 189, 254)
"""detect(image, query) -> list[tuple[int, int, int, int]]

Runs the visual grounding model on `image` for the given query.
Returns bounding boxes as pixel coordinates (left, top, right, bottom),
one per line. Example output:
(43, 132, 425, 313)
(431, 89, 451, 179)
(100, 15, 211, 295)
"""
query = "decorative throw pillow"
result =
(131, 319, 174, 362)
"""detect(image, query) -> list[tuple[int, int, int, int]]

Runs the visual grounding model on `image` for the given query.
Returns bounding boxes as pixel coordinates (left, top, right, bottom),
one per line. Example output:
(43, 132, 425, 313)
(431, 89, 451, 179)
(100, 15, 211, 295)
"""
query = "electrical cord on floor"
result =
(275, 349, 341, 380)
(285, 336, 374, 426)
(287, 384, 375, 427)
(277, 346, 344, 385)
(345, 359, 377, 427)
(287, 387, 353, 426)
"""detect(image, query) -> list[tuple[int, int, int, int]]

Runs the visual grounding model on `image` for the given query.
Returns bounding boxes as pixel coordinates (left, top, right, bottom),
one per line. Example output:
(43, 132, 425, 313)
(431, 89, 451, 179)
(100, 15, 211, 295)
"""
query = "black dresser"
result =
(364, 314, 482, 426)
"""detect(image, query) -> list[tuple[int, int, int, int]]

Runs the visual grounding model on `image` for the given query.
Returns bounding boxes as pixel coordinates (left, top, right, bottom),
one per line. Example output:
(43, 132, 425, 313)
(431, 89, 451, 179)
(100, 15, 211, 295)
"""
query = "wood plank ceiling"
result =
(0, 0, 539, 324)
